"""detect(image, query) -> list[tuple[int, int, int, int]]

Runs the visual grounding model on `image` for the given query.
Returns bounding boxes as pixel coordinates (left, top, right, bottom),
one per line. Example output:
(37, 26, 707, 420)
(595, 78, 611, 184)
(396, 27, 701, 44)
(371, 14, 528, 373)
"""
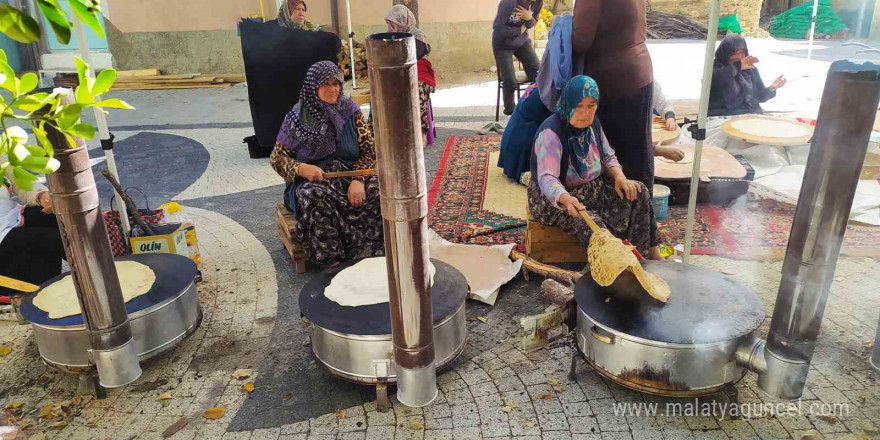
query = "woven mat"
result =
(427, 136, 880, 260)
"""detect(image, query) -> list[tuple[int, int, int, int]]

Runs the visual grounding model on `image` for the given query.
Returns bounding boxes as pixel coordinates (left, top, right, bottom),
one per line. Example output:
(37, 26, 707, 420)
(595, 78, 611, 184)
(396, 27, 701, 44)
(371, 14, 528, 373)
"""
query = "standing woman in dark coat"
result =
(571, 0, 655, 190)
(492, 0, 543, 116)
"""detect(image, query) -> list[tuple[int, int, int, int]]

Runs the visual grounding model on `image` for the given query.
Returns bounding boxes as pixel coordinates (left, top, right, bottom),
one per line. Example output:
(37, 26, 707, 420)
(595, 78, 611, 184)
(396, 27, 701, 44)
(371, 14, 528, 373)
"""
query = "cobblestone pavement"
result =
(1, 50, 879, 439)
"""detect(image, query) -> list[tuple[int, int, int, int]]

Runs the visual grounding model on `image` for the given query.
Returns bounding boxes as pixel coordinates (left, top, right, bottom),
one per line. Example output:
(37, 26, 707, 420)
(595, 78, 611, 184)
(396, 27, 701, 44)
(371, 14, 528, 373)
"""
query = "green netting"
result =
(719, 14, 743, 34)
(770, 0, 846, 39)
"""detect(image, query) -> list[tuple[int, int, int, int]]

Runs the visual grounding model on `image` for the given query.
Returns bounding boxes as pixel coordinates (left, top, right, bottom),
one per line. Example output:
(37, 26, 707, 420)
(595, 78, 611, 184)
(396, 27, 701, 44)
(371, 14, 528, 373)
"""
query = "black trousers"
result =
(494, 41, 540, 113)
(0, 206, 65, 295)
(596, 82, 655, 190)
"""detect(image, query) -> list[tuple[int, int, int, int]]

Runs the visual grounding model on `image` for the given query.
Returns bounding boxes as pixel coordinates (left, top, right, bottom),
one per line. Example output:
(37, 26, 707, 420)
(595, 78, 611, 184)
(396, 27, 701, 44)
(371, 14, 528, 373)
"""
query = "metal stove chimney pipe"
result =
(757, 61, 880, 399)
(871, 315, 880, 372)
(44, 93, 142, 388)
(366, 32, 438, 407)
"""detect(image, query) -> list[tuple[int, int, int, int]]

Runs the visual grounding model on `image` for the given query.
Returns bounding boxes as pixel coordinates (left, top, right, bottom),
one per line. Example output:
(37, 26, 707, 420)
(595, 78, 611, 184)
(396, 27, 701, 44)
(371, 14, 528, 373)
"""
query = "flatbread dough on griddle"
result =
(730, 118, 811, 139)
(588, 229, 670, 302)
(325, 257, 437, 307)
(33, 260, 156, 319)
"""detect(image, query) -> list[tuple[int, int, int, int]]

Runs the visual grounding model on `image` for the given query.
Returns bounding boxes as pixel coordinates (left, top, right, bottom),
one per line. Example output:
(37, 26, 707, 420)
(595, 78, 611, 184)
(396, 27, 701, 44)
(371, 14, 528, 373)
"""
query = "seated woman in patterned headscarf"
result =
(270, 61, 383, 267)
(528, 75, 663, 260)
(384, 5, 437, 146)
(277, 0, 320, 31)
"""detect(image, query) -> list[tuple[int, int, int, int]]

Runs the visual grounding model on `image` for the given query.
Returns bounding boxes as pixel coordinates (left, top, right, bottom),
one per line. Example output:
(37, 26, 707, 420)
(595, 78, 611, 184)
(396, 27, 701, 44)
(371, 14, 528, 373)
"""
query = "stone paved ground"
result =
(1, 40, 879, 440)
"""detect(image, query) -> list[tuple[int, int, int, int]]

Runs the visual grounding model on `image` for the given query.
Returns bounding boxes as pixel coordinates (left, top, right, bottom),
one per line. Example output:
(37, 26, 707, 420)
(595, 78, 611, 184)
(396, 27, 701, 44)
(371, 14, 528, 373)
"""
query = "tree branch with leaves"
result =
(0, 0, 132, 191)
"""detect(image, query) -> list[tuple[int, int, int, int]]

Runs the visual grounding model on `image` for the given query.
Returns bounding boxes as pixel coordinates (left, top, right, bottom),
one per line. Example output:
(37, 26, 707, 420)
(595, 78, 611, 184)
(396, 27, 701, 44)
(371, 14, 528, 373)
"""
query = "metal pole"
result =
(807, 0, 819, 60)
(345, 0, 357, 88)
(759, 60, 880, 399)
(871, 314, 880, 371)
(682, 0, 721, 263)
(72, 18, 131, 238)
(856, 0, 868, 38)
(366, 32, 436, 408)
(45, 110, 141, 388)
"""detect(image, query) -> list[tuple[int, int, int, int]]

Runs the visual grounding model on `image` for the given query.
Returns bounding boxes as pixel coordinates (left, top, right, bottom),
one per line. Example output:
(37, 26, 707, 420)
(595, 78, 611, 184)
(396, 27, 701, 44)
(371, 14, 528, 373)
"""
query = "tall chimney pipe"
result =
(758, 61, 880, 399)
(365, 32, 437, 407)
(44, 93, 142, 388)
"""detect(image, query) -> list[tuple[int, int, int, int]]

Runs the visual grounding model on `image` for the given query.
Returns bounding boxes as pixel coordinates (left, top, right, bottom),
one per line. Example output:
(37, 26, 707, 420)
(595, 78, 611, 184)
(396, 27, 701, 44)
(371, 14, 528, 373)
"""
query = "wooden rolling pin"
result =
(0, 275, 39, 293)
(322, 169, 376, 179)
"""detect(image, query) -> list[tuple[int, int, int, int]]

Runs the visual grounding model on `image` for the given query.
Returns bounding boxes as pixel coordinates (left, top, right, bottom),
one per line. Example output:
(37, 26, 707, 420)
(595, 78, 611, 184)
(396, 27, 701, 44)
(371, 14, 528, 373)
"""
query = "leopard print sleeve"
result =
(351, 111, 377, 181)
(270, 141, 301, 183)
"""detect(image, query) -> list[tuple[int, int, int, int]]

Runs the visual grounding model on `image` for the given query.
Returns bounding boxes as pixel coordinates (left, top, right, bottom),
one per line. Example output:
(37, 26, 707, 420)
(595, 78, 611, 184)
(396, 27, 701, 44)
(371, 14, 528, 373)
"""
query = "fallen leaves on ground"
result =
(130, 378, 168, 393)
(335, 409, 345, 419)
(604, 298, 611, 303)
(863, 340, 875, 349)
(162, 417, 188, 438)
(3, 401, 23, 410)
(523, 420, 536, 427)
(29, 433, 46, 440)
(501, 400, 519, 413)
(0, 346, 12, 356)
(38, 405, 59, 419)
(862, 424, 880, 435)
(799, 430, 820, 440)
(282, 393, 291, 401)
(545, 377, 559, 385)
(241, 382, 255, 393)
(552, 385, 567, 393)
(538, 393, 553, 401)
(816, 414, 838, 424)
(47, 421, 67, 429)
(157, 392, 173, 401)
(408, 421, 423, 430)
(231, 368, 252, 380)
(203, 406, 226, 420)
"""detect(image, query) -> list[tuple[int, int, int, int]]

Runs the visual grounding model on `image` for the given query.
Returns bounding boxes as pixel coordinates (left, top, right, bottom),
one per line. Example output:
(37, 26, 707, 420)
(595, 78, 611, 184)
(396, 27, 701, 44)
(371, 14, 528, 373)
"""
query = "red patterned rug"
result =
(427, 136, 880, 260)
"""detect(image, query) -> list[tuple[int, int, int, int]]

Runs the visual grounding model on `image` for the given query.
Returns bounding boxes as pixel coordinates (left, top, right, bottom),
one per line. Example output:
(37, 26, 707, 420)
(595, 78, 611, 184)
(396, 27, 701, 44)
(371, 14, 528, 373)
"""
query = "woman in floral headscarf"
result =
(277, 0, 320, 31)
(527, 75, 663, 260)
(270, 61, 383, 267)
(384, 4, 437, 146)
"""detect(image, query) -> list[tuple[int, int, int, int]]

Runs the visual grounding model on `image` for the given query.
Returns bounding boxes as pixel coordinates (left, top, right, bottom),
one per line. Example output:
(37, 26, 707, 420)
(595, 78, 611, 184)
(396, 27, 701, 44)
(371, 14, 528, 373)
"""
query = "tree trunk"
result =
(392, 0, 419, 26)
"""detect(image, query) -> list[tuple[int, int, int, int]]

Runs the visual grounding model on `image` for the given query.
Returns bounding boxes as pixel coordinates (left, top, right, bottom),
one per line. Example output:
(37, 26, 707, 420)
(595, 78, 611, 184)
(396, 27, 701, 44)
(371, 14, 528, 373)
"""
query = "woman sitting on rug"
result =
(270, 61, 384, 267)
(527, 75, 663, 260)
(709, 34, 786, 117)
(277, 0, 321, 31)
(384, 5, 437, 146)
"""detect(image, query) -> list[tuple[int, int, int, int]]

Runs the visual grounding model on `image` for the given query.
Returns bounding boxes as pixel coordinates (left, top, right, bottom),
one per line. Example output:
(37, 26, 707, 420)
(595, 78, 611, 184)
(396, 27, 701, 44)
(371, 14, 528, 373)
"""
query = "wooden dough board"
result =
(654, 145, 747, 181)
(652, 116, 681, 145)
(721, 115, 813, 146)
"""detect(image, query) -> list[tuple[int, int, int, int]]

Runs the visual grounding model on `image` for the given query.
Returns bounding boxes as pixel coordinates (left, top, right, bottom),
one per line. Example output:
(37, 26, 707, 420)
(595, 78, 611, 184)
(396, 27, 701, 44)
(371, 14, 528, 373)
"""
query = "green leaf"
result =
(94, 98, 134, 110)
(55, 103, 83, 129)
(0, 5, 42, 44)
(34, 122, 54, 156)
(11, 166, 37, 190)
(13, 92, 50, 112)
(25, 145, 45, 156)
(74, 57, 93, 104)
(19, 72, 38, 95)
(36, 0, 71, 45)
(0, 52, 16, 92)
(91, 68, 115, 96)
(9, 141, 29, 164)
(67, 0, 104, 38)
(20, 155, 59, 174)
(67, 122, 94, 139)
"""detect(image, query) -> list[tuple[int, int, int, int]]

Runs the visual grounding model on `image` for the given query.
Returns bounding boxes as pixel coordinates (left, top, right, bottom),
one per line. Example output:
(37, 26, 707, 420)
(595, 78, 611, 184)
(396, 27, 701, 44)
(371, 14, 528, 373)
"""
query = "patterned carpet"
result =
(427, 136, 880, 260)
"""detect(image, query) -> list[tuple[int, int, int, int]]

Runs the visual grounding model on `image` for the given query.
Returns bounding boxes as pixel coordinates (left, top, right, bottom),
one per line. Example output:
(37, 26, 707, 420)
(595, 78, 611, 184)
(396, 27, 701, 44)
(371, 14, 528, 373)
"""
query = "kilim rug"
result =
(427, 136, 880, 260)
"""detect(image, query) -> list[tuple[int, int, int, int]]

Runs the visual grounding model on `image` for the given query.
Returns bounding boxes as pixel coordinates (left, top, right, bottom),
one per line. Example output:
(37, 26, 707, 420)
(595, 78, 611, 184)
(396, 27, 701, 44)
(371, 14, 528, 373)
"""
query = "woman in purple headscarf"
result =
(270, 61, 383, 267)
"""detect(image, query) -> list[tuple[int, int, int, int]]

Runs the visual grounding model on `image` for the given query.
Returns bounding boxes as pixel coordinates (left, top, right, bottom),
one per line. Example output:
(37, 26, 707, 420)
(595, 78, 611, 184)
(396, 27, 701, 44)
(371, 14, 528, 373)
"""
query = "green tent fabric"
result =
(770, 0, 846, 39)
(719, 15, 743, 34)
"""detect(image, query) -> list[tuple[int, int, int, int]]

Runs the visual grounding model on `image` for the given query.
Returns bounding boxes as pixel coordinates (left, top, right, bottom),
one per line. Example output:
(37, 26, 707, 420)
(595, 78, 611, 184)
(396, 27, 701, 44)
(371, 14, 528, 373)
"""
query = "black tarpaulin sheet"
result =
(239, 19, 341, 152)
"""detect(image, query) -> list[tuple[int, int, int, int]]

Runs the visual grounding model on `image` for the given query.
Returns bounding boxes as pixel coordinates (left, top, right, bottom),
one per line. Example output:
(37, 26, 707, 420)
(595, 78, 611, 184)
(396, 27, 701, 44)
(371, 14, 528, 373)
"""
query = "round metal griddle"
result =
(572, 261, 766, 397)
(300, 258, 468, 336)
(20, 254, 202, 372)
(299, 258, 468, 386)
(575, 261, 765, 345)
